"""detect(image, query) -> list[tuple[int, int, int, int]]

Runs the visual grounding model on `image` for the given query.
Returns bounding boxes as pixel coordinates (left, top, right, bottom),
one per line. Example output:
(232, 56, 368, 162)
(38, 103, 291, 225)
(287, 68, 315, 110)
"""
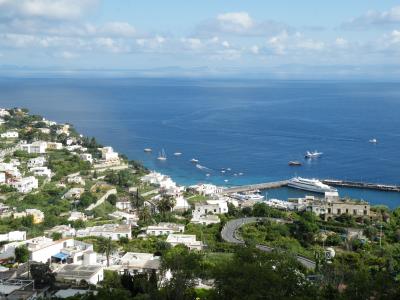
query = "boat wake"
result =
(195, 164, 212, 172)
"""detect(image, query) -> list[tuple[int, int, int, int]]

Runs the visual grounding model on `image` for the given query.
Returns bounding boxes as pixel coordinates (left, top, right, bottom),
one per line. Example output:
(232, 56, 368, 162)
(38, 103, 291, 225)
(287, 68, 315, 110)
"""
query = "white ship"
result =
(174, 152, 182, 156)
(157, 149, 167, 161)
(288, 177, 337, 193)
(369, 138, 377, 144)
(144, 148, 152, 152)
(305, 151, 323, 159)
(190, 158, 199, 163)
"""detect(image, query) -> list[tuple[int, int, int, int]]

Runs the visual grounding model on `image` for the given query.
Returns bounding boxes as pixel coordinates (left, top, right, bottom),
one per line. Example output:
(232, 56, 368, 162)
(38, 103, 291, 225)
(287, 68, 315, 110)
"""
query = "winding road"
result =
(221, 217, 316, 270)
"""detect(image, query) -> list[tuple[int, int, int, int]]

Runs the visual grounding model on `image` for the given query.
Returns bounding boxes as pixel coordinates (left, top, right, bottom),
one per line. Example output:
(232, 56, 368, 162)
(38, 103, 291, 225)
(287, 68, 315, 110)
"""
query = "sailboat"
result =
(157, 149, 167, 161)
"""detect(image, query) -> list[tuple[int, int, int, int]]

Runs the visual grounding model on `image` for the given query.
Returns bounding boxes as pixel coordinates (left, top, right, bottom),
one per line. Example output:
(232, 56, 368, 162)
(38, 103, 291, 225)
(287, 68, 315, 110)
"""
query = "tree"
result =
(139, 206, 152, 226)
(161, 245, 202, 300)
(107, 194, 118, 206)
(51, 232, 63, 241)
(15, 245, 29, 263)
(30, 263, 56, 288)
(157, 195, 176, 217)
(212, 246, 315, 300)
(97, 237, 117, 267)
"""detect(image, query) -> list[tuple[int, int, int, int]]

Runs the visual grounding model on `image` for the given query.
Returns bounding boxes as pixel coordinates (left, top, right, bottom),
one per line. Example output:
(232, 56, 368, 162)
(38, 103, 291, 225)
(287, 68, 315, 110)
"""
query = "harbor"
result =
(223, 178, 400, 195)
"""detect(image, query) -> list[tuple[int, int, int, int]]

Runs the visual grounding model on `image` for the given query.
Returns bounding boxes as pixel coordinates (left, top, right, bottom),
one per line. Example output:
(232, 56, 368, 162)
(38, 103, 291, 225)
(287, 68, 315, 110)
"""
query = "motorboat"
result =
(288, 177, 337, 193)
(144, 148, 152, 152)
(288, 161, 302, 166)
(369, 138, 378, 144)
(157, 149, 167, 161)
(305, 151, 323, 159)
(174, 152, 182, 156)
(190, 158, 199, 163)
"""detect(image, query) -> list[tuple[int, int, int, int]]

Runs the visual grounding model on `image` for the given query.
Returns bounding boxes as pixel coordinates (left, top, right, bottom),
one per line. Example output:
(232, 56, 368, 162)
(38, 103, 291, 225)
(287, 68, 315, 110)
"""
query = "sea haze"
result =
(0, 77, 399, 207)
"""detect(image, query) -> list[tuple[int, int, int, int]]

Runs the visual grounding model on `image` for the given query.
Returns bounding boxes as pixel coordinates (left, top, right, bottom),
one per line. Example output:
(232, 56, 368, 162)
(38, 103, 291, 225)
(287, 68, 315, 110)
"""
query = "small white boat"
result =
(305, 150, 323, 159)
(144, 148, 152, 152)
(369, 138, 378, 144)
(190, 158, 199, 163)
(206, 173, 211, 177)
(157, 149, 167, 161)
(238, 172, 244, 176)
(174, 152, 182, 156)
(221, 170, 226, 174)
(224, 179, 229, 183)
(227, 168, 231, 171)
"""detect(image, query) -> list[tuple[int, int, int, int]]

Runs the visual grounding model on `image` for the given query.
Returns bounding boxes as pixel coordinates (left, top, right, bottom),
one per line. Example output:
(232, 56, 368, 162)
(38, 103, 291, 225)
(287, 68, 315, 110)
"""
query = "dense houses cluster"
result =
(0, 107, 375, 298)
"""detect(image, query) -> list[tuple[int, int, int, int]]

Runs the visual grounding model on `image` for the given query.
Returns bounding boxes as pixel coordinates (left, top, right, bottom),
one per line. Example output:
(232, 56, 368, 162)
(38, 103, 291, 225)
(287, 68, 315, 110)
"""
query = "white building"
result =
(47, 142, 63, 150)
(0, 109, 10, 117)
(190, 184, 224, 196)
(20, 141, 47, 154)
(67, 175, 85, 186)
(0, 172, 5, 184)
(14, 208, 44, 224)
(146, 223, 185, 236)
(108, 211, 138, 226)
(192, 200, 228, 219)
(0, 237, 91, 263)
(0, 231, 26, 243)
(45, 225, 76, 238)
(38, 128, 51, 134)
(30, 166, 52, 179)
(100, 147, 119, 161)
(27, 156, 46, 168)
(76, 224, 131, 241)
(10, 176, 38, 193)
(56, 265, 104, 285)
(63, 188, 85, 200)
(112, 252, 160, 275)
(173, 195, 190, 211)
(166, 234, 203, 250)
(116, 200, 133, 211)
(68, 211, 87, 222)
(0, 162, 21, 178)
(79, 153, 93, 164)
(0, 131, 18, 138)
(191, 214, 220, 226)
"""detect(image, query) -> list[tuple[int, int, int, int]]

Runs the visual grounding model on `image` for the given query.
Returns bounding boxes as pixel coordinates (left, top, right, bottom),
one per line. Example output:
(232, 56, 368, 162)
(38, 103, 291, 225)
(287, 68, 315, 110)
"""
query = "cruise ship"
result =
(288, 177, 337, 193)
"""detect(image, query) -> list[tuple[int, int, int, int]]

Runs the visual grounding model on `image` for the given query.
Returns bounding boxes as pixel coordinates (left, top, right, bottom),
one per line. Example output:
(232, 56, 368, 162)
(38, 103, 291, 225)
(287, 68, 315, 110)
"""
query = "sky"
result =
(0, 0, 400, 78)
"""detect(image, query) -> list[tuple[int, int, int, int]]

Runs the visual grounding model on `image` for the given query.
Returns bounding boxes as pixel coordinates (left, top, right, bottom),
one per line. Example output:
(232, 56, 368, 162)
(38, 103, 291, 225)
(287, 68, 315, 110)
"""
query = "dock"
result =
(222, 180, 289, 194)
(322, 179, 400, 192)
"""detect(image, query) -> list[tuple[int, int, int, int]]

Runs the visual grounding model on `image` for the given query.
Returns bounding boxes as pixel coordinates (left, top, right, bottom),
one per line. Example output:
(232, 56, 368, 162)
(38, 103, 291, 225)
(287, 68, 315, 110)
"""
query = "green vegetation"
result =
(48, 149, 91, 180)
(15, 245, 29, 263)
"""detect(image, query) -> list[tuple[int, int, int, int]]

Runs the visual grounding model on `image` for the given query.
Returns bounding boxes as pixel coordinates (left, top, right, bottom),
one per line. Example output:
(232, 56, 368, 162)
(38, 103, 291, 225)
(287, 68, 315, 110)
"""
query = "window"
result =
(353, 209, 357, 215)
(337, 209, 341, 214)
(346, 209, 349, 214)
(364, 210, 367, 215)
(328, 208, 331, 214)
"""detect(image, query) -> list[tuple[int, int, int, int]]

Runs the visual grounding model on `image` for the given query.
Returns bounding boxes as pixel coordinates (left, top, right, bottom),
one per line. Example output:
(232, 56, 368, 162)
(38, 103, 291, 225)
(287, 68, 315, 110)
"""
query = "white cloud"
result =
(342, 6, 400, 29)
(196, 12, 290, 37)
(181, 38, 202, 50)
(217, 12, 253, 32)
(267, 31, 325, 55)
(0, 0, 98, 21)
(335, 37, 348, 47)
(100, 22, 136, 38)
(221, 40, 230, 48)
(250, 45, 259, 54)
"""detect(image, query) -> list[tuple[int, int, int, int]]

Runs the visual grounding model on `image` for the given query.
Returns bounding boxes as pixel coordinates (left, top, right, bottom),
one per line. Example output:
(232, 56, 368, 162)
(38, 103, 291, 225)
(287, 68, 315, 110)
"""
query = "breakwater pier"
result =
(222, 179, 400, 195)
(222, 180, 289, 194)
(322, 179, 400, 192)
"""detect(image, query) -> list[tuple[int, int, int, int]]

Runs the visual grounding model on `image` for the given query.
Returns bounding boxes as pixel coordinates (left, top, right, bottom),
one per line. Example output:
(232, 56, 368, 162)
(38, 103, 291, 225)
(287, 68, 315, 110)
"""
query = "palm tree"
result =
(97, 237, 116, 267)
(139, 205, 152, 224)
(157, 195, 176, 217)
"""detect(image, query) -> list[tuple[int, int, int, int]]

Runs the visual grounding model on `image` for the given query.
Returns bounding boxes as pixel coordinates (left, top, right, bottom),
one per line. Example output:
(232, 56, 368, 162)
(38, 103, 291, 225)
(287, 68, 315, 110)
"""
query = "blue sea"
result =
(1, 77, 400, 208)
